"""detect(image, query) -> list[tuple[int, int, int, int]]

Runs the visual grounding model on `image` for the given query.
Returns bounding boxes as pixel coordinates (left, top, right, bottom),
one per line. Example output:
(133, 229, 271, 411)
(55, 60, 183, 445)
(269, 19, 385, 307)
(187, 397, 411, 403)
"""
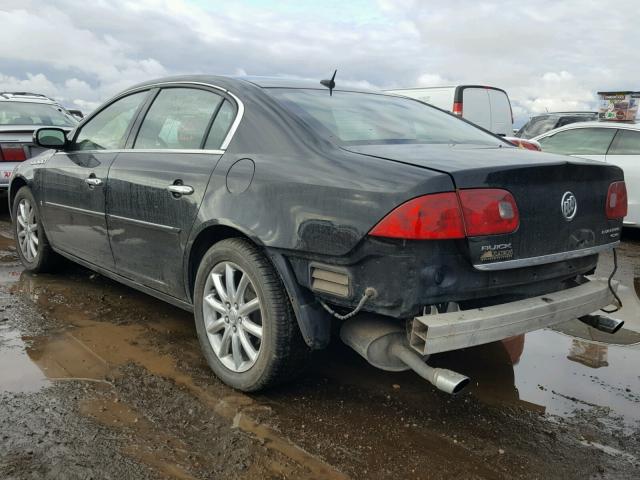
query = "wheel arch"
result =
(185, 223, 260, 303)
(185, 222, 331, 349)
(8, 176, 29, 219)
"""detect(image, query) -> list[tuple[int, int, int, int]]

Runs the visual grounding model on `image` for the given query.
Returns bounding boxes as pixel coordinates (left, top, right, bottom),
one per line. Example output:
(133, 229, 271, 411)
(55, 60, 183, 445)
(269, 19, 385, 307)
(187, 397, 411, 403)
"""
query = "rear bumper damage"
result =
(340, 278, 618, 394)
(408, 277, 614, 355)
(287, 237, 604, 320)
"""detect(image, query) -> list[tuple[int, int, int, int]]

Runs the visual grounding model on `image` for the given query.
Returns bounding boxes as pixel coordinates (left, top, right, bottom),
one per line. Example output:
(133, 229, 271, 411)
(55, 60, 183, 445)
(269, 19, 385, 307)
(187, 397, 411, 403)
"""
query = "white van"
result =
(385, 85, 514, 137)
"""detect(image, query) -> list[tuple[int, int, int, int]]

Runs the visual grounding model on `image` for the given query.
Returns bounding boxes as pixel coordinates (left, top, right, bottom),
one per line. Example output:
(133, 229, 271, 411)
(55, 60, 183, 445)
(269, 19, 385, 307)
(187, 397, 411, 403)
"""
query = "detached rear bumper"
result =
(409, 278, 614, 355)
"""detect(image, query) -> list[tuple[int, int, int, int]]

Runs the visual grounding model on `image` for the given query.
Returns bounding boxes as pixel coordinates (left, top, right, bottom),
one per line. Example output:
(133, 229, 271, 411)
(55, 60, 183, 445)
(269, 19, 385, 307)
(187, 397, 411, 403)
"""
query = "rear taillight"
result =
(452, 102, 463, 116)
(0, 144, 27, 162)
(458, 189, 519, 236)
(369, 192, 466, 240)
(606, 181, 627, 219)
(369, 189, 519, 240)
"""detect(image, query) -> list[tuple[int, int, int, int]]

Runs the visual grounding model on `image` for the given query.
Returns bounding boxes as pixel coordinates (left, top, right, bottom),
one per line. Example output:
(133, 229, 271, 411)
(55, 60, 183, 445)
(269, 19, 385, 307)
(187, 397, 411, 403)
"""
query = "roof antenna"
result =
(320, 69, 337, 96)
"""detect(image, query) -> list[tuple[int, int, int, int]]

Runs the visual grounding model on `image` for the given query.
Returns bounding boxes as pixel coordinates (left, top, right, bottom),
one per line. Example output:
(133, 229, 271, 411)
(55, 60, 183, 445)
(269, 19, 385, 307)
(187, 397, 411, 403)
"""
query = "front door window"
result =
(72, 92, 148, 151)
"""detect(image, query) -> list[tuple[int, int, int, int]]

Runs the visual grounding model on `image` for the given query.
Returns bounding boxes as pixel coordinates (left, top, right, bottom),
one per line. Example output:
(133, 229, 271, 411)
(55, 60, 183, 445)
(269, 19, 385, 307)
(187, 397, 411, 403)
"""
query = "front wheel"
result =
(194, 238, 310, 391)
(12, 186, 58, 272)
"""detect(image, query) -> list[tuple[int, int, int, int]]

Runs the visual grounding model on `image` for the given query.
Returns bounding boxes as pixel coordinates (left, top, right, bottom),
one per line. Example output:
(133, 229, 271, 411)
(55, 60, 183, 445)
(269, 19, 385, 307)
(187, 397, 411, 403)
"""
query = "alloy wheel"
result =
(16, 198, 39, 262)
(202, 261, 264, 372)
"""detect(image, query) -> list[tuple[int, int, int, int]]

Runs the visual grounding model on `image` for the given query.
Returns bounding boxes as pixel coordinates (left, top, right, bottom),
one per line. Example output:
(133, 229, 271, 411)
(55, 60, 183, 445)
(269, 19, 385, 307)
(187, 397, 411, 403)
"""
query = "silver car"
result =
(0, 92, 78, 190)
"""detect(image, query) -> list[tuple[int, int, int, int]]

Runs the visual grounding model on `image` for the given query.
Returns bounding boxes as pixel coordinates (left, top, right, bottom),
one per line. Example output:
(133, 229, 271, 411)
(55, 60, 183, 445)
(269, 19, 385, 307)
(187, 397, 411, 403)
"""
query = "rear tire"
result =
(12, 186, 58, 273)
(194, 238, 310, 391)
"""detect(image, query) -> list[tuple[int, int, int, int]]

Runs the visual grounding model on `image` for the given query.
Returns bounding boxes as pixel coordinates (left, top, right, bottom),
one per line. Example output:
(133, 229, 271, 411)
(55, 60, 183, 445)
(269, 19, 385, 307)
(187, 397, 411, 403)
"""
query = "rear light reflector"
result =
(369, 192, 466, 240)
(606, 181, 627, 219)
(452, 102, 463, 116)
(369, 189, 519, 240)
(458, 189, 519, 236)
(0, 144, 27, 162)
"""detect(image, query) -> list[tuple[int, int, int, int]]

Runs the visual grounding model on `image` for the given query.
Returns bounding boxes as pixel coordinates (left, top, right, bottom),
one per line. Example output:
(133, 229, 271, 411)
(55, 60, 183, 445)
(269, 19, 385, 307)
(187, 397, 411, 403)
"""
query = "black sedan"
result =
(9, 76, 626, 393)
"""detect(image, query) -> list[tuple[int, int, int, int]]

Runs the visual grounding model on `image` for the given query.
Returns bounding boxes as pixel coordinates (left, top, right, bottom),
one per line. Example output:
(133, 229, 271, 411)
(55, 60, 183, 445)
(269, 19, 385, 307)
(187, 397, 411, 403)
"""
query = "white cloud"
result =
(416, 74, 454, 87)
(512, 71, 597, 116)
(0, 0, 637, 124)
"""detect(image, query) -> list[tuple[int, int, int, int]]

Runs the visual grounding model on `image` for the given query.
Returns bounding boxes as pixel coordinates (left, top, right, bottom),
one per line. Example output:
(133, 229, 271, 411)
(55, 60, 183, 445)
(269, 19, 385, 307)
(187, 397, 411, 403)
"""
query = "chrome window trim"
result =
(119, 81, 245, 151)
(68, 81, 244, 153)
(107, 213, 181, 233)
(473, 242, 619, 271)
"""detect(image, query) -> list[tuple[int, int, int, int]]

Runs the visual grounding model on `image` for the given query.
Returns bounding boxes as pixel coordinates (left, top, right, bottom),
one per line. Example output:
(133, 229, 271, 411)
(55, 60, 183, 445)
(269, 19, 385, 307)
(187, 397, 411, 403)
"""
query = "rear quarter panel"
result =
(190, 86, 454, 257)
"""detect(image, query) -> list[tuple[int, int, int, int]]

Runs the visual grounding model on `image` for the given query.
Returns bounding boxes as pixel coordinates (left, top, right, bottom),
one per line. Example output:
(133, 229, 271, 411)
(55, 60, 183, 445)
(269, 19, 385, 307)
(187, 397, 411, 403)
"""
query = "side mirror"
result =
(33, 127, 67, 149)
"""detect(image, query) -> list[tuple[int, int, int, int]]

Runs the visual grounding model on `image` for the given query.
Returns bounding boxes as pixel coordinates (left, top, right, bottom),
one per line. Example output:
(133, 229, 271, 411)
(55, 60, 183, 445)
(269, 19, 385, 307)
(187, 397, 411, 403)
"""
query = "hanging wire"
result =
(601, 248, 622, 314)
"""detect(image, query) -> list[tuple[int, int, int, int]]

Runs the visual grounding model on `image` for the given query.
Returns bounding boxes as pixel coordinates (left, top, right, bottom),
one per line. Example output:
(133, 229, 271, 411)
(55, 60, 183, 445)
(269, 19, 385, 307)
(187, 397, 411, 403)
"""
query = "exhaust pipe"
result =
(340, 315, 470, 395)
(579, 314, 624, 334)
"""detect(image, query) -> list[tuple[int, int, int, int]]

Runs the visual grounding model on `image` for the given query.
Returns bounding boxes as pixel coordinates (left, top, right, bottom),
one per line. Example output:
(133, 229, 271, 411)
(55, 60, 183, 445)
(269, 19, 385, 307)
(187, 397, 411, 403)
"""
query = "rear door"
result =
(487, 88, 513, 136)
(41, 91, 149, 268)
(106, 86, 237, 298)
(536, 126, 617, 162)
(605, 128, 640, 225)
(460, 87, 491, 132)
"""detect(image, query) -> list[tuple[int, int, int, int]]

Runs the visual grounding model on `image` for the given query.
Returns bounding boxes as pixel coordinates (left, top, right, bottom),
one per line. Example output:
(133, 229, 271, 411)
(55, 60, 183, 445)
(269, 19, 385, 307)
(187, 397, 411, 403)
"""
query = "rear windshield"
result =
(0, 101, 77, 127)
(267, 89, 502, 146)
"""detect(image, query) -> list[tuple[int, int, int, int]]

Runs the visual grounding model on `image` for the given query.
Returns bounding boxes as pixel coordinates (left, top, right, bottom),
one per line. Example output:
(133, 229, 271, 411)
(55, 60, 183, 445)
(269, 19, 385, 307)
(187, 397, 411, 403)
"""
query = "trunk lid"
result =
(345, 143, 624, 269)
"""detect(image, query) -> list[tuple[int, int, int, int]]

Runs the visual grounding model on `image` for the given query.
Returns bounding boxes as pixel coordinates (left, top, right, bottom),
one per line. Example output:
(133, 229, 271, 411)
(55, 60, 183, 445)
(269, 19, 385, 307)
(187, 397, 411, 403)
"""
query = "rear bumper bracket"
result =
(410, 278, 615, 355)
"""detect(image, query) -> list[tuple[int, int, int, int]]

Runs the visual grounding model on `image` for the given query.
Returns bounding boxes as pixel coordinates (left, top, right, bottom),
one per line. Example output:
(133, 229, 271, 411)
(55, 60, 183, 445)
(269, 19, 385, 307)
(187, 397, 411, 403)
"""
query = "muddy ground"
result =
(0, 211, 639, 480)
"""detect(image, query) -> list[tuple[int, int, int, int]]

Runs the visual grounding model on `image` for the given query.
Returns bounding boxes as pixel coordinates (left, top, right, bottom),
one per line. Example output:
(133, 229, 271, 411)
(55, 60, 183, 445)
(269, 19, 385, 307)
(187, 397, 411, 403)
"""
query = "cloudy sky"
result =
(0, 0, 636, 125)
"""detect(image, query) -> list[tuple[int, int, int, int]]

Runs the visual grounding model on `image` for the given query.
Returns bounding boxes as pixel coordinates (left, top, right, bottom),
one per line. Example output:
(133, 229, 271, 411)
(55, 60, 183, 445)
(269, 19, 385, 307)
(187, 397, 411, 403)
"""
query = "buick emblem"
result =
(561, 191, 577, 221)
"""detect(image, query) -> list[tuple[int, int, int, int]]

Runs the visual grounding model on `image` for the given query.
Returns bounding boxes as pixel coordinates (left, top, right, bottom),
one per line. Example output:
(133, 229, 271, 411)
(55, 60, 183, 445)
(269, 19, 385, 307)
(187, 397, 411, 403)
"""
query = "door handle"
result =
(167, 184, 194, 196)
(85, 177, 103, 187)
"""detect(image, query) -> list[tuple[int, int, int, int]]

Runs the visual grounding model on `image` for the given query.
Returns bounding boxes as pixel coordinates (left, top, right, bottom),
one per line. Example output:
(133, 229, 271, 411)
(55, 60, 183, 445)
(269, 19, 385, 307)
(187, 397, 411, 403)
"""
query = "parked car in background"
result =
(533, 121, 639, 227)
(0, 92, 77, 190)
(517, 111, 598, 139)
(504, 136, 541, 151)
(10, 76, 625, 395)
(385, 85, 514, 137)
(67, 109, 84, 120)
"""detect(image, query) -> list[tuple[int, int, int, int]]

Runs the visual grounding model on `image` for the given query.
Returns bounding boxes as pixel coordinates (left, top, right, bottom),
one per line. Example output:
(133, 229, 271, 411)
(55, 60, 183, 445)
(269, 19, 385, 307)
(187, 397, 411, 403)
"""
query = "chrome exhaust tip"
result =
(579, 314, 625, 334)
(431, 369, 471, 395)
(340, 315, 470, 395)
(389, 343, 470, 395)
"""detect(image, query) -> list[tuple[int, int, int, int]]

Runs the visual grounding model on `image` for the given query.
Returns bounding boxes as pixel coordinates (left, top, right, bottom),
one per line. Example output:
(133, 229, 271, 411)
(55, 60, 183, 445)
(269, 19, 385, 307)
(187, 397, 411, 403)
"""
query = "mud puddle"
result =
(1, 264, 347, 479)
(1, 219, 640, 478)
(0, 322, 50, 393)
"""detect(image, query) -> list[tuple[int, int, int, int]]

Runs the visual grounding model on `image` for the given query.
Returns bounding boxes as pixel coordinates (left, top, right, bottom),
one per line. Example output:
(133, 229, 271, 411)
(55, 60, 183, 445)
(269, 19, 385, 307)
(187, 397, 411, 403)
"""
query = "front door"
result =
(106, 86, 235, 298)
(42, 91, 149, 268)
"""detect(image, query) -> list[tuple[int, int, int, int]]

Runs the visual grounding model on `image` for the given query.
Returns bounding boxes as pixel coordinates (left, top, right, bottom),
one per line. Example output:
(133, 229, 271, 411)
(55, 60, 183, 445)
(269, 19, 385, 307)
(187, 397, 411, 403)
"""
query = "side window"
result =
(134, 88, 223, 149)
(537, 128, 616, 155)
(608, 129, 640, 155)
(73, 92, 147, 151)
(204, 100, 236, 149)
